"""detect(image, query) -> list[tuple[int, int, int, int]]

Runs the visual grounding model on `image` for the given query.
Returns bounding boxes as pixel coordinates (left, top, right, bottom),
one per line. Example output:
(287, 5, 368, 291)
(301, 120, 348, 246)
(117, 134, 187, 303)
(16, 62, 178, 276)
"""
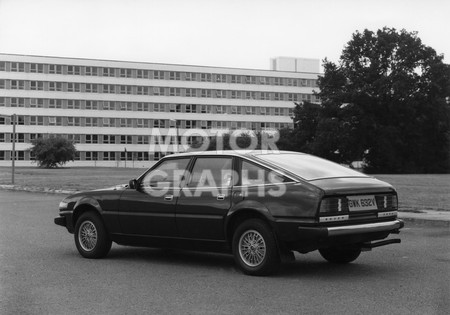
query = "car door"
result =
(175, 156, 234, 240)
(118, 157, 191, 236)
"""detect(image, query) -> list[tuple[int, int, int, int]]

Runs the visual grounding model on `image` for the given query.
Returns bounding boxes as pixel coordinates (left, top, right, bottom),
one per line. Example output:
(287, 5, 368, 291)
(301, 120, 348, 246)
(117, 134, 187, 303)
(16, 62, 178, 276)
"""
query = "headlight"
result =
(59, 201, 69, 210)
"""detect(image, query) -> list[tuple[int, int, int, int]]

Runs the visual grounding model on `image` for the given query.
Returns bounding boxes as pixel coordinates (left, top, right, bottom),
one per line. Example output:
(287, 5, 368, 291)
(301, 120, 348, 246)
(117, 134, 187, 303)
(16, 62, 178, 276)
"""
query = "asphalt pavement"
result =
(0, 190, 449, 315)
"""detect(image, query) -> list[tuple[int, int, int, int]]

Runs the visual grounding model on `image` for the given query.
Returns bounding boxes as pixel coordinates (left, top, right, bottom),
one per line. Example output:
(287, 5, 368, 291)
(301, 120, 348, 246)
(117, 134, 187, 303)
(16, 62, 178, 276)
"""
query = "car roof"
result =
(164, 150, 306, 158)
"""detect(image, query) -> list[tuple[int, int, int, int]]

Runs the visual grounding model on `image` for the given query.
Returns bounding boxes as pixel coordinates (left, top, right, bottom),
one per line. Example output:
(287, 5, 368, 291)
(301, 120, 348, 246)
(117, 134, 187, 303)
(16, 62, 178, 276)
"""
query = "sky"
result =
(0, 0, 449, 71)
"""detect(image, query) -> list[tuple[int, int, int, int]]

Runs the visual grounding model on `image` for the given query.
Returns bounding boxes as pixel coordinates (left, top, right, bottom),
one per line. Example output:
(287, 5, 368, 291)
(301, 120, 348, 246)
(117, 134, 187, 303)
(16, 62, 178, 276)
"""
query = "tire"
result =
(232, 219, 280, 276)
(74, 212, 112, 259)
(319, 246, 361, 264)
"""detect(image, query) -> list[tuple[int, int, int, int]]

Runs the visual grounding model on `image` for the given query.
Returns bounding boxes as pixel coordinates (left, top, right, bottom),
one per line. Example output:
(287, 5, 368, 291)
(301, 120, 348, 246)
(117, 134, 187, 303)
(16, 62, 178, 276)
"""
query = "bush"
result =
(30, 137, 77, 168)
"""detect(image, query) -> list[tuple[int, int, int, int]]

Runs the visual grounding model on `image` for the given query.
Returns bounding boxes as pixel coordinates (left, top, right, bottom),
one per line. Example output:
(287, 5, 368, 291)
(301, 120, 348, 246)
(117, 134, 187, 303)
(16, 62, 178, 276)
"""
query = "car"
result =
(55, 150, 404, 276)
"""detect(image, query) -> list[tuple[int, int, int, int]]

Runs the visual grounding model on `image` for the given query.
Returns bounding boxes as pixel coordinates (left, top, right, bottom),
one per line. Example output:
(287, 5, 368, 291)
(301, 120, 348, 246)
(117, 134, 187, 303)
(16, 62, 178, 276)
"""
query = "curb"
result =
(0, 184, 78, 195)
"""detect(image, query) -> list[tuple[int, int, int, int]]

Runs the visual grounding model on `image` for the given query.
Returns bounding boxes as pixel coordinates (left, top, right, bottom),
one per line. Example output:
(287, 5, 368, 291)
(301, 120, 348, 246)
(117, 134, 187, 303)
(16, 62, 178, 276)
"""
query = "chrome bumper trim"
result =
(327, 220, 403, 237)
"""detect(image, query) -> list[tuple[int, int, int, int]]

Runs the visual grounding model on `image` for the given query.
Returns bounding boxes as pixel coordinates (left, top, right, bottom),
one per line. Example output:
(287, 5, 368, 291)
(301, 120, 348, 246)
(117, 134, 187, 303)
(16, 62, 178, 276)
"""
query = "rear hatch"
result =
(311, 177, 398, 224)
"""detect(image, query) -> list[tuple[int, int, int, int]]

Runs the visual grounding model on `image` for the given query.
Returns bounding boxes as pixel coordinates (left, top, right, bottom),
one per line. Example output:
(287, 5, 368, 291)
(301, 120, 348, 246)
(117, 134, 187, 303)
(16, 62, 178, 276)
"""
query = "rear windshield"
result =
(255, 153, 367, 181)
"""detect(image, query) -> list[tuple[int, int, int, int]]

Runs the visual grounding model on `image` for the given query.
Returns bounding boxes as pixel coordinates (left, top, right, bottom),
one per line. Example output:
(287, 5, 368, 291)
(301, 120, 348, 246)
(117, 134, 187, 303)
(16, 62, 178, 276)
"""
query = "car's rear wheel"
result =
(74, 212, 112, 259)
(319, 246, 361, 264)
(232, 219, 280, 276)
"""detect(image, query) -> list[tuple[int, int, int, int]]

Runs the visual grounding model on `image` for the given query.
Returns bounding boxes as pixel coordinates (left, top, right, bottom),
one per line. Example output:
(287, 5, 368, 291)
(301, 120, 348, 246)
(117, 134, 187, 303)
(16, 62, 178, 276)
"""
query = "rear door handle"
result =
(217, 194, 225, 200)
(164, 195, 173, 201)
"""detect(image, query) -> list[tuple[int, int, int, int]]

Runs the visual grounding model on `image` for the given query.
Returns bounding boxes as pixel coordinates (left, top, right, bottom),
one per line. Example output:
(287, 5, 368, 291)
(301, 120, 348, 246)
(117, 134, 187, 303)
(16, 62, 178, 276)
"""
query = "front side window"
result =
(141, 158, 191, 189)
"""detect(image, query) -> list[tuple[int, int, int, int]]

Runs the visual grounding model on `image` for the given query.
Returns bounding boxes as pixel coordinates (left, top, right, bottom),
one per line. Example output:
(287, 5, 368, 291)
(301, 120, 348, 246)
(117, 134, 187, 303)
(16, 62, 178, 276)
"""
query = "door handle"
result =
(164, 195, 173, 201)
(217, 194, 226, 200)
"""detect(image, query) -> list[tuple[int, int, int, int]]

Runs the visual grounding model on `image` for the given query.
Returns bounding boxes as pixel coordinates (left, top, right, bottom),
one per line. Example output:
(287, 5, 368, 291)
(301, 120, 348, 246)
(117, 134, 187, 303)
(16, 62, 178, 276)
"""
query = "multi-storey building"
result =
(0, 53, 320, 166)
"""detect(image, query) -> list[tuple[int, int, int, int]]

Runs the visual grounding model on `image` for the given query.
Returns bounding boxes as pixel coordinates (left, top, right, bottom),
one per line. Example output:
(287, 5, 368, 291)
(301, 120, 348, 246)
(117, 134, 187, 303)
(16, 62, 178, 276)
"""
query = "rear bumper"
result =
(275, 219, 404, 252)
(326, 220, 404, 237)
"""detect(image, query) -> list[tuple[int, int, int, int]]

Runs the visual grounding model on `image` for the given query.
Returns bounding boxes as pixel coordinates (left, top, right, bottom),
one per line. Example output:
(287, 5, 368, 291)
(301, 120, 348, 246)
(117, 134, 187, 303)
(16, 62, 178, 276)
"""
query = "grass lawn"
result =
(0, 167, 448, 212)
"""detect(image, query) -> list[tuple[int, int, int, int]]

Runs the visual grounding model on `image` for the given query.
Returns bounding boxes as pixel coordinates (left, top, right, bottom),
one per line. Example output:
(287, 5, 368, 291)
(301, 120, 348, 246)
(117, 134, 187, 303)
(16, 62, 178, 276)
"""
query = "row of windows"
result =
(0, 150, 165, 161)
(0, 133, 200, 144)
(0, 79, 318, 102)
(0, 97, 295, 116)
(1, 115, 290, 129)
(0, 61, 318, 87)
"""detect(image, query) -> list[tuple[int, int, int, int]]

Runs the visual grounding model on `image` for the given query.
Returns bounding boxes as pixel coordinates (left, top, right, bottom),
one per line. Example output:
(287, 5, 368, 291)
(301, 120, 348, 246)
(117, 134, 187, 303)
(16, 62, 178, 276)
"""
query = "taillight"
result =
(319, 197, 346, 213)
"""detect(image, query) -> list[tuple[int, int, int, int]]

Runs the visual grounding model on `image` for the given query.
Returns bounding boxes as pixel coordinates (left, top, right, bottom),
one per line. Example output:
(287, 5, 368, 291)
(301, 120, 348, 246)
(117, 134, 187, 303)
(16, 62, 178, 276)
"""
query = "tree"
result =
(292, 27, 450, 173)
(30, 137, 77, 168)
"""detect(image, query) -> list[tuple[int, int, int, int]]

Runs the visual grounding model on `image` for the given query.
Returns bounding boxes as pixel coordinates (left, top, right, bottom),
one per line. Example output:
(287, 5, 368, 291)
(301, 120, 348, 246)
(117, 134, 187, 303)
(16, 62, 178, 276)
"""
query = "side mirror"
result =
(128, 179, 138, 190)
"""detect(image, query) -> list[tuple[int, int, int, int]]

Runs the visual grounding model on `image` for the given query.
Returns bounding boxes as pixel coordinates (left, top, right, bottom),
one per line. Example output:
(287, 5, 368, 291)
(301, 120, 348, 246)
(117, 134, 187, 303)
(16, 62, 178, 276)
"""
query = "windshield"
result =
(255, 153, 367, 181)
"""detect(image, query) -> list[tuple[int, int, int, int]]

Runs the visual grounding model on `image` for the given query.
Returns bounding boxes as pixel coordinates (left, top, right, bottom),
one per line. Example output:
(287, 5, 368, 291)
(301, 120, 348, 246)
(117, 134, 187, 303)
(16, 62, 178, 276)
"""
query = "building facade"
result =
(0, 53, 320, 167)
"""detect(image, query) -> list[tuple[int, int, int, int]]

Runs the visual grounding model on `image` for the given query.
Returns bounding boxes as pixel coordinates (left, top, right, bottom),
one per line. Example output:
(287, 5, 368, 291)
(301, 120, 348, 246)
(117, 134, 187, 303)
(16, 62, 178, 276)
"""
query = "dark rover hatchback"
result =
(55, 151, 404, 275)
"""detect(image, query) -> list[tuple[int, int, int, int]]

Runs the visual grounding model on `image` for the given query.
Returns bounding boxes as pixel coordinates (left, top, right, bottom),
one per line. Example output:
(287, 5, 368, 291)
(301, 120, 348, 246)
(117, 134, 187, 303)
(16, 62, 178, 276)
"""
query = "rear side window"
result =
(241, 160, 290, 186)
(188, 157, 233, 188)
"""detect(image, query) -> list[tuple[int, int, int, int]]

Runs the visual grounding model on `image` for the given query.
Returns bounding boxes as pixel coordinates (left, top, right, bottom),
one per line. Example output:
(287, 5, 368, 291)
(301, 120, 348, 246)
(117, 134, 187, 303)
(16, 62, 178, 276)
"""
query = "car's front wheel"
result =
(232, 219, 280, 276)
(319, 246, 361, 264)
(74, 212, 112, 259)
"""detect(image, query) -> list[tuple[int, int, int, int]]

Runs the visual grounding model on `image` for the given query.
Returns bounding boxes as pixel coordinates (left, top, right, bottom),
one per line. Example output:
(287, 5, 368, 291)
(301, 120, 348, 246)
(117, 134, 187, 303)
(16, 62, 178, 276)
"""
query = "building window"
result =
(120, 135, 132, 144)
(185, 72, 196, 81)
(137, 102, 149, 111)
(231, 75, 241, 84)
(137, 69, 150, 79)
(103, 68, 116, 77)
(201, 89, 211, 98)
(30, 81, 44, 91)
(169, 72, 181, 80)
(153, 103, 164, 112)
(185, 104, 196, 113)
(0, 62, 6, 71)
(185, 120, 196, 129)
(67, 100, 81, 109)
(200, 73, 211, 82)
(102, 101, 115, 110)
(103, 84, 116, 94)
(49, 82, 63, 91)
(85, 83, 98, 93)
(85, 135, 98, 144)
(85, 101, 96, 110)
(68, 117, 81, 126)
(85, 117, 98, 127)
(120, 68, 133, 78)
(154, 71, 165, 80)
(136, 152, 149, 161)
(137, 135, 149, 144)
(119, 85, 132, 94)
(48, 117, 57, 125)
(153, 119, 166, 128)
(137, 86, 149, 95)
(67, 83, 81, 92)
(68, 134, 81, 143)
(11, 62, 25, 72)
(85, 67, 98, 76)
(86, 152, 98, 161)
(103, 152, 116, 161)
(103, 135, 115, 144)
(11, 80, 25, 90)
(30, 64, 44, 73)
(49, 65, 63, 74)
(67, 66, 81, 75)
(10, 98, 25, 107)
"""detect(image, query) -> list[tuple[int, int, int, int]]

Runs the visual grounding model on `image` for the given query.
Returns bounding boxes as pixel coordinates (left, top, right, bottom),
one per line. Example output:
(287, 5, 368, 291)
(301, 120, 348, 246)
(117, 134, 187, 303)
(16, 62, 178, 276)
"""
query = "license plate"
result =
(347, 195, 378, 211)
